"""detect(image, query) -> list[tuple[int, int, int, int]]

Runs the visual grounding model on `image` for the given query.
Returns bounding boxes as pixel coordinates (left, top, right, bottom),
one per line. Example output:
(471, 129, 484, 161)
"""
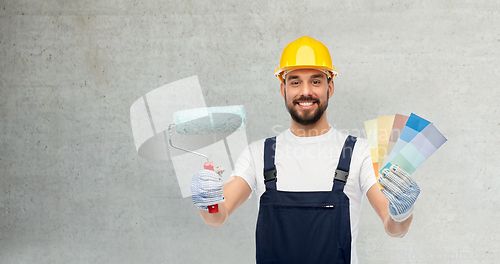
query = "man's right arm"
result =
(197, 176, 252, 227)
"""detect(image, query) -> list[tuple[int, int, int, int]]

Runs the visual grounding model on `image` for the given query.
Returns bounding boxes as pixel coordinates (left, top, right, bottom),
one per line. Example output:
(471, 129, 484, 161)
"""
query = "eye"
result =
(312, 80, 321, 85)
(291, 81, 300, 85)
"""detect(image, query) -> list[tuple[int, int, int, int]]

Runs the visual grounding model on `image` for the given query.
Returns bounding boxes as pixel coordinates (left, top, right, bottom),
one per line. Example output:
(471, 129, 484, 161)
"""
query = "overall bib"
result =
(256, 135, 357, 264)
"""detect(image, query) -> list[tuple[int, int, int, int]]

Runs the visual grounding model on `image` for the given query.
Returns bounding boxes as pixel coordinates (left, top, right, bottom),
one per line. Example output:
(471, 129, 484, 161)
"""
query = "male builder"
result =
(190, 36, 420, 263)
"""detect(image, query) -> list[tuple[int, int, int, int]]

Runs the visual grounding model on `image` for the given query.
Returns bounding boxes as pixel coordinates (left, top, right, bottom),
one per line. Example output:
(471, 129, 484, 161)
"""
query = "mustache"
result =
(293, 96, 319, 104)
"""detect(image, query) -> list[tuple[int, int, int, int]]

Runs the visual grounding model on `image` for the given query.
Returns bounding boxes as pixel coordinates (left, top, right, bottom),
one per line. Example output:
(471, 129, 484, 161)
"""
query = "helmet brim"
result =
(274, 65, 338, 82)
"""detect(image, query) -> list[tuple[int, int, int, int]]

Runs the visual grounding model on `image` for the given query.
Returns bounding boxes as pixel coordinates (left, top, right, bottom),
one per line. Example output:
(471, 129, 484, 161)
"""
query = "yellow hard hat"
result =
(274, 36, 338, 82)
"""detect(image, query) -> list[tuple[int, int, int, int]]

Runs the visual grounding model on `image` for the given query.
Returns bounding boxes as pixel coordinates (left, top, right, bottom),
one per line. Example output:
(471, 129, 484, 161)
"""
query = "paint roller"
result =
(168, 105, 245, 213)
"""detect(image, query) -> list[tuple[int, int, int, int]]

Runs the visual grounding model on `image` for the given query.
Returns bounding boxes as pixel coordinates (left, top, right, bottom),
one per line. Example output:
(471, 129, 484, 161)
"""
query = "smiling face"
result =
(281, 69, 334, 127)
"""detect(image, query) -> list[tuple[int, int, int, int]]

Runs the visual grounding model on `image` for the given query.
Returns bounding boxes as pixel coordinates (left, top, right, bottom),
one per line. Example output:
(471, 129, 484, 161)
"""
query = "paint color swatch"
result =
(387, 113, 431, 162)
(377, 115, 395, 167)
(383, 114, 409, 166)
(381, 121, 447, 174)
(364, 113, 447, 188)
(364, 119, 379, 176)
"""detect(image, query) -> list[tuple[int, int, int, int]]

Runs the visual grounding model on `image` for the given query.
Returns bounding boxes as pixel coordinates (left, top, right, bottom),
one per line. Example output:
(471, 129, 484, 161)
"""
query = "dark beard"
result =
(285, 94, 328, 126)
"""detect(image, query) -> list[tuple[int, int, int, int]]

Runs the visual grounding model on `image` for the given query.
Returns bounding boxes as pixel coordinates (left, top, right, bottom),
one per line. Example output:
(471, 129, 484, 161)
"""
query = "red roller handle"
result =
(203, 161, 219, 213)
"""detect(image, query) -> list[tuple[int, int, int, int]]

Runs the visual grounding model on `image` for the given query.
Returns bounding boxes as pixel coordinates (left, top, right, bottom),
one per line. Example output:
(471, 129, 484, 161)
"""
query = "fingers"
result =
(196, 184, 223, 196)
(191, 169, 224, 209)
(378, 172, 402, 195)
(380, 165, 420, 193)
(379, 169, 411, 194)
(380, 165, 420, 222)
(195, 197, 225, 207)
(198, 170, 222, 181)
(380, 188, 396, 202)
(193, 170, 223, 189)
(190, 170, 223, 198)
(381, 189, 402, 215)
(389, 165, 417, 187)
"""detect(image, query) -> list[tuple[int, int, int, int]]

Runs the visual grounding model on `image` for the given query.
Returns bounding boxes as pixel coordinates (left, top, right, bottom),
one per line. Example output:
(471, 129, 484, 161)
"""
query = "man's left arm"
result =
(366, 165, 420, 237)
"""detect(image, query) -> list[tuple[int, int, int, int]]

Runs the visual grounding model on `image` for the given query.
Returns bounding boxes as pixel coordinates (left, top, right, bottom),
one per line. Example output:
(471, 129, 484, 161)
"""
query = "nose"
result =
(300, 82, 313, 96)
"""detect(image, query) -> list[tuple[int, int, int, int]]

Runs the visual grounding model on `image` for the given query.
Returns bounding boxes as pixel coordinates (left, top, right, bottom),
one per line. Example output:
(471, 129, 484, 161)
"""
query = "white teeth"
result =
(298, 102, 313, 106)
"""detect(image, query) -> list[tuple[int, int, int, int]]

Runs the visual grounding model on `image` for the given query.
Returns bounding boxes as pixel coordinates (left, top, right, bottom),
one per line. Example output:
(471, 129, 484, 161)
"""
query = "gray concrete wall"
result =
(1, 0, 499, 263)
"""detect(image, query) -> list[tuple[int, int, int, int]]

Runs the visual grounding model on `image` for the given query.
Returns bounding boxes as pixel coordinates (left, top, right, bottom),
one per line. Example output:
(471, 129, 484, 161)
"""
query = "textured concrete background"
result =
(1, 0, 500, 263)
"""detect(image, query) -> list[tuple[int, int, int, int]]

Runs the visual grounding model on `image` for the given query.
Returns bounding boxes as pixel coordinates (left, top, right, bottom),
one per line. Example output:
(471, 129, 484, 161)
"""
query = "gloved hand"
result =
(190, 170, 225, 211)
(379, 165, 420, 222)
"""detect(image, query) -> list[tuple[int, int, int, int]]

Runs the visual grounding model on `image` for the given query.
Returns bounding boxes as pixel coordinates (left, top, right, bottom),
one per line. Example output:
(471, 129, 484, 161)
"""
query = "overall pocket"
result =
(256, 204, 342, 264)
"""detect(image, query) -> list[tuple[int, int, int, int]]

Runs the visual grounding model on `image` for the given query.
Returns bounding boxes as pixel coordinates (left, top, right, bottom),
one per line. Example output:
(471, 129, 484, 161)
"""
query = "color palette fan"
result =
(364, 113, 447, 188)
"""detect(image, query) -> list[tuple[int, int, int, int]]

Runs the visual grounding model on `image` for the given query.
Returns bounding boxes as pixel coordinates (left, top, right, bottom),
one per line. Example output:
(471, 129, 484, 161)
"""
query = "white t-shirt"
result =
(231, 127, 377, 264)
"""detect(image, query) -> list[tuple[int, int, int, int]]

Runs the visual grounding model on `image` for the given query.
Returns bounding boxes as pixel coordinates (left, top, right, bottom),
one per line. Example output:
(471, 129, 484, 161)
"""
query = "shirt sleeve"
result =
(230, 144, 257, 192)
(357, 139, 378, 194)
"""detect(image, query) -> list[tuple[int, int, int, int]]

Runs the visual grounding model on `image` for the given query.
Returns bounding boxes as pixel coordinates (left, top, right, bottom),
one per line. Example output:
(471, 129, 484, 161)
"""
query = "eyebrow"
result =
(286, 75, 300, 81)
(310, 74, 326, 79)
(286, 73, 327, 82)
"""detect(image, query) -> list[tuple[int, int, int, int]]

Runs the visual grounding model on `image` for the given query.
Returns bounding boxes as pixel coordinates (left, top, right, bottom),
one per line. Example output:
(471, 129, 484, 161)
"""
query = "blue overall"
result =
(256, 135, 357, 264)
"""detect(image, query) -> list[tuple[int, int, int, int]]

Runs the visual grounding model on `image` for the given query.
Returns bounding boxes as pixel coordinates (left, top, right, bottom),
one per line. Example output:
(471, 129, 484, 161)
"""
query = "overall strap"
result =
(263, 137, 277, 191)
(333, 135, 357, 191)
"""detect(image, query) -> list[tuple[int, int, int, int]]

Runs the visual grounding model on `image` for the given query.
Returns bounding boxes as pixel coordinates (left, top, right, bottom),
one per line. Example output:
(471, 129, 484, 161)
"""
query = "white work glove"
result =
(379, 165, 420, 222)
(190, 170, 225, 211)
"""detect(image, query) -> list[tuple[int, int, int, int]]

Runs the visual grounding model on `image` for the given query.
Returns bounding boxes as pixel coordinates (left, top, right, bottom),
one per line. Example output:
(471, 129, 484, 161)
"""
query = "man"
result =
(190, 36, 420, 263)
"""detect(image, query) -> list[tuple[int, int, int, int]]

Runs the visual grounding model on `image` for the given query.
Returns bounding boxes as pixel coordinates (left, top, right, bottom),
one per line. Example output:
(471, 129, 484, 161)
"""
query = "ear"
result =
(327, 79, 334, 99)
(280, 81, 286, 100)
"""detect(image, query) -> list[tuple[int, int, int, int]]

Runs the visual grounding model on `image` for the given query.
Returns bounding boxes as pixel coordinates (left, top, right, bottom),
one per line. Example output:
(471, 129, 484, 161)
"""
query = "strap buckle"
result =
(334, 169, 349, 182)
(264, 168, 277, 183)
